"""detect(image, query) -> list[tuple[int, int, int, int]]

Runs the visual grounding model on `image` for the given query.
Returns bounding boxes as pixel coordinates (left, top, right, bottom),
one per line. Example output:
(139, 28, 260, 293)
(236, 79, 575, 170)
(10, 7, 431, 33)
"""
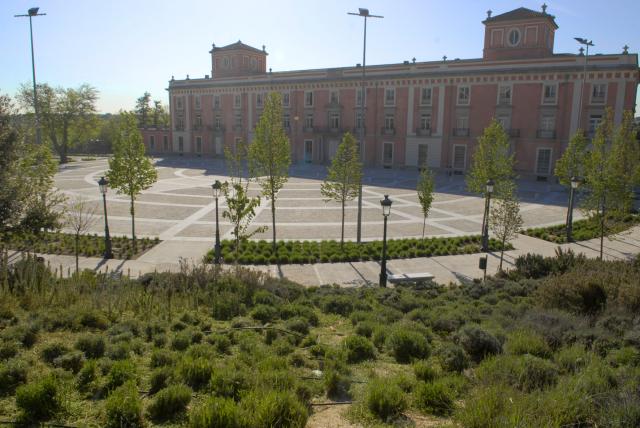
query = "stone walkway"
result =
(10, 226, 640, 287)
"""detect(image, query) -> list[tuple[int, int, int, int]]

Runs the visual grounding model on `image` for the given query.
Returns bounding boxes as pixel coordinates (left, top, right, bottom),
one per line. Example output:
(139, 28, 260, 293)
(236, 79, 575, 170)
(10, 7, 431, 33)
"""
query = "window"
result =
(149, 135, 155, 150)
(305, 114, 314, 129)
(536, 148, 552, 175)
(420, 114, 432, 130)
(304, 91, 313, 107)
(283, 114, 290, 129)
(356, 88, 365, 106)
(282, 92, 290, 107)
(178, 136, 184, 152)
(591, 83, 606, 104)
(223, 57, 230, 68)
(329, 113, 340, 129)
(383, 142, 393, 166)
(163, 135, 168, 151)
(195, 114, 202, 128)
(384, 88, 395, 106)
(457, 86, 470, 105)
(498, 85, 512, 104)
(213, 95, 221, 109)
(235, 114, 242, 128)
(196, 136, 202, 153)
(588, 114, 603, 134)
(355, 112, 363, 129)
(541, 115, 555, 131)
(384, 114, 395, 130)
(453, 145, 467, 170)
(176, 97, 184, 110)
(418, 145, 428, 168)
(542, 84, 557, 104)
(215, 115, 222, 129)
(304, 140, 313, 163)
(176, 116, 184, 130)
(234, 94, 241, 108)
(507, 28, 521, 46)
(256, 93, 263, 108)
(491, 29, 504, 47)
(456, 116, 469, 130)
(420, 87, 432, 105)
(330, 90, 339, 104)
(497, 115, 510, 130)
(195, 95, 201, 110)
(250, 57, 257, 70)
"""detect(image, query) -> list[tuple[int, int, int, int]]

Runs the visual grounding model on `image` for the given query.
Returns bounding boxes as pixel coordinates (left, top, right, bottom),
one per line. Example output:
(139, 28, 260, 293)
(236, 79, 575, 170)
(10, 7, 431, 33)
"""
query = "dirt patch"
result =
(307, 404, 357, 428)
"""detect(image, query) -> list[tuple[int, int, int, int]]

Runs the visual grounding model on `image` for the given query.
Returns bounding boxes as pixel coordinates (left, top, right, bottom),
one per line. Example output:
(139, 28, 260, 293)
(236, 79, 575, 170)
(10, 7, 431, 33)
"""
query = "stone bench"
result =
(388, 272, 434, 284)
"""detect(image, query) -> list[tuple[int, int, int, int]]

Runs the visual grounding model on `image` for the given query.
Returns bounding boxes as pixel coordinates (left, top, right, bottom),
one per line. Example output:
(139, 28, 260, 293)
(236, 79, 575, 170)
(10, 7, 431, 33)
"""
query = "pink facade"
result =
(142, 6, 639, 178)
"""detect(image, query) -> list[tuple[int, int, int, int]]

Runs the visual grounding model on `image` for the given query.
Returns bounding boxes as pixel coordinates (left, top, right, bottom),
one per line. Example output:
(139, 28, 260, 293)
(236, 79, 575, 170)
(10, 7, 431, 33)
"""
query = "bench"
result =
(388, 272, 434, 284)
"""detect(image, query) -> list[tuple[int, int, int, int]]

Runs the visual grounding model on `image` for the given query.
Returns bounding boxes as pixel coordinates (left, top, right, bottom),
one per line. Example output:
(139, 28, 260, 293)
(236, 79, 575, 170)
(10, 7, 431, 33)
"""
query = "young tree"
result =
(65, 196, 97, 273)
(489, 188, 523, 272)
(248, 92, 291, 253)
(0, 93, 23, 238)
(135, 92, 152, 127)
(223, 140, 266, 261)
(416, 167, 435, 240)
(607, 111, 640, 214)
(321, 132, 363, 248)
(554, 131, 589, 187)
(18, 83, 99, 163)
(107, 111, 157, 250)
(466, 119, 515, 198)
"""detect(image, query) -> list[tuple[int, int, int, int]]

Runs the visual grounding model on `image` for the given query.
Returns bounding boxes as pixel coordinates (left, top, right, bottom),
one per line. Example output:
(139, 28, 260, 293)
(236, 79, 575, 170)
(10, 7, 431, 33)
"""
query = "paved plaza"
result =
(54, 156, 579, 264)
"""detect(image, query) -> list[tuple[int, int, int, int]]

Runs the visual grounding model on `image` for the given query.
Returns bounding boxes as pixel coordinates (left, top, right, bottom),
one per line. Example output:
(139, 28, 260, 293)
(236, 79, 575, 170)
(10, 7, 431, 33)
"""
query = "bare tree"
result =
(489, 189, 523, 272)
(65, 195, 98, 273)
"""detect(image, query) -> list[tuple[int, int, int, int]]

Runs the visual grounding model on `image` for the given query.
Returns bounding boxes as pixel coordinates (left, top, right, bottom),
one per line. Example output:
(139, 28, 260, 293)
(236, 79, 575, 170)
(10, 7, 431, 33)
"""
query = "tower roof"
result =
(483, 7, 558, 29)
(209, 40, 268, 55)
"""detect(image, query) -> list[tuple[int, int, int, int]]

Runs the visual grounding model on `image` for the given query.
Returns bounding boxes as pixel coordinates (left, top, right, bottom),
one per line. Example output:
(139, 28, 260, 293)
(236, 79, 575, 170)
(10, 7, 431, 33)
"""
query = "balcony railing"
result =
(174, 125, 185, 131)
(192, 124, 203, 131)
(452, 128, 470, 137)
(506, 128, 520, 138)
(303, 126, 316, 133)
(536, 129, 556, 139)
(233, 125, 243, 132)
(209, 125, 225, 133)
(416, 127, 432, 136)
(591, 96, 605, 104)
(497, 97, 512, 105)
(381, 127, 396, 136)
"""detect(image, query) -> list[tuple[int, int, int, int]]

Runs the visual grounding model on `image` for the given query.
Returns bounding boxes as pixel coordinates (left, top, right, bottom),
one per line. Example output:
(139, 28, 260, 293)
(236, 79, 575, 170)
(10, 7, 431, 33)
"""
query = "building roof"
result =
(483, 7, 558, 29)
(209, 40, 267, 55)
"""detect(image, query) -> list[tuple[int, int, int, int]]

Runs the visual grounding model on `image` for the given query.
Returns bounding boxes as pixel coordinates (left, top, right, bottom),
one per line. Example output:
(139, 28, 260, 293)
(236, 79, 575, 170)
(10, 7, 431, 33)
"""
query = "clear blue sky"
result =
(2, 0, 638, 113)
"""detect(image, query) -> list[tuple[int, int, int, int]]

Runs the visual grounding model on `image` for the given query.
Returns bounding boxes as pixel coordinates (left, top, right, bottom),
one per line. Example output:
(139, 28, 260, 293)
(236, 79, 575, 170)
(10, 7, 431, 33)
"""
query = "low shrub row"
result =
(523, 213, 639, 244)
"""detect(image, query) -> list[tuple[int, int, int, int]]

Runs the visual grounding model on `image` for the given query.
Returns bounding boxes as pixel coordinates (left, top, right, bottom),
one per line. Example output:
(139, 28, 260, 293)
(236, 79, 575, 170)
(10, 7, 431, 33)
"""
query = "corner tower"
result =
(210, 40, 268, 79)
(482, 4, 558, 60)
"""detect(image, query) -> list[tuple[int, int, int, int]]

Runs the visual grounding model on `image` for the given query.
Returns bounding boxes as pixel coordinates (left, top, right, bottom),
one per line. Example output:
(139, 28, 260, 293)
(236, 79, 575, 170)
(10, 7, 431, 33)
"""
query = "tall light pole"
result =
(379, 195, 392, 287)
(98, 177, 113, 259)
(211, 180, 222, 264)
(348, 8, 383, 244)
(566, 176, 581, 242)
(481, 179, 494, 252)
(15, 7, 46, 145)
(574, 37, 594, 132)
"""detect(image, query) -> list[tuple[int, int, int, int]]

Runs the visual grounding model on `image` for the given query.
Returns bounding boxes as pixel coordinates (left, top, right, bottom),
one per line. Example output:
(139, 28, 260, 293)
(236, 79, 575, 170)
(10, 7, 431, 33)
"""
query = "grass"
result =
(522, 213, 640, 244)
(2, 231, 160, 260)
(0, 251, 639, 426)
(205, 235, 511, 265)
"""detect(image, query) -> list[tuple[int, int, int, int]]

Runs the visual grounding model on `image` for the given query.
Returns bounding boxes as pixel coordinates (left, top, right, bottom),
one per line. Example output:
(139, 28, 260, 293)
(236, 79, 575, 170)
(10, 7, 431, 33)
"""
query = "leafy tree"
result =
(18, 83, 99, 163)
(321, 132, 363, 248)
(65, 195, 97, 273)
(152, 101, 170, 127)
(223, 140, 266, 261)
(467, 119, 515, 197)
(554, 132, 589, 187)
(107, 111, 157, 250)
(417, 167, 435, 240)
(607, 111, 640, 214)
(0, 93, 23, 237)
(489, 186, 523, 272)
(248, 92, 291, 253)
(135, 92, 152, 127)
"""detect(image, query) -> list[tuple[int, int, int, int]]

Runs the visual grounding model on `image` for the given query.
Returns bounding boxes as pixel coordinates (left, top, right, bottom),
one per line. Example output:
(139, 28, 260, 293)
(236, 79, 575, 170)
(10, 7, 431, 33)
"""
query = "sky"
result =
(2, 0, 639, 114)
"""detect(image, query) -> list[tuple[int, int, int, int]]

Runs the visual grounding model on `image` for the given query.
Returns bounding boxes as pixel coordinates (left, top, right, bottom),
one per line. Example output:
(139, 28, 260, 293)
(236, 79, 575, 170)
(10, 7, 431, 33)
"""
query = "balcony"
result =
(303, 126, 316, 133)
(209, 125, 225, 134)
(192, 124, 203, 131)
(351, 126, 366, 135)
(381, 127, 396, 136)
(497, 97, 512, 106)
(452, 128, 470, 137)
(591, 96, 606, 105)
(536, 129, 556, 139)
(325, 126, 344, 135)
(233, 125, 243, 132)
(506, 128, 520, 138)
(416, 127, 432, 136)
(174, 124, 185, 131)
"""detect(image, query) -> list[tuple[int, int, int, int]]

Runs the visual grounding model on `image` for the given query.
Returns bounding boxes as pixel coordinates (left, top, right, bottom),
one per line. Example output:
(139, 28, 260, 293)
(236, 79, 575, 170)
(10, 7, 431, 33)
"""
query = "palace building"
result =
(141, 5, 639, 179)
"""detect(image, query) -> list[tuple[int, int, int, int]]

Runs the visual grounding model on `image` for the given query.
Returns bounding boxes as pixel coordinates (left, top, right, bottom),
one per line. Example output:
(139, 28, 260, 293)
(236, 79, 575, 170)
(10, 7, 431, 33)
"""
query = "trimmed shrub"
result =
(505, 329, 551, 358)
(365, 378, 407, 421)
(189, 396, 243, 428)
(147, 384, 192, 422)
(285, 317, 310, 336)
(0, 341, 19, 360)
(387, 328, 430, 363)
(437, 343, 469, 373)
(77, 359, 98, 389)
(179, 356, 213, 390)
(554, 344, 589, 374)
(150, 349, 177, 368)
(149, 367, 174, 395)
(323, 368, 351, 399)
(413, 360, 439, 383)
(251, 304, 278, 323)
(343, 335, 376, 363)
(320, 295, 354, 316)
(210, 363, 249, 401)
(244, 390, 308, 428)
(458, 325, 502, 362)
(105, 381, 144, 428)
(54, 350, 85, 373)
(518, 355, 559, 392)
(0, 359, 28, 395)
(78, 309, 110, 330)
(15, 374, 62, 422)
(41, 342, 69, 364)
(106, 359, 137, 391)
(355, 321, 375, 338)
(75, 334, 106, 359)
(413, 380, 455, 416)
(171, 331, 192, 351)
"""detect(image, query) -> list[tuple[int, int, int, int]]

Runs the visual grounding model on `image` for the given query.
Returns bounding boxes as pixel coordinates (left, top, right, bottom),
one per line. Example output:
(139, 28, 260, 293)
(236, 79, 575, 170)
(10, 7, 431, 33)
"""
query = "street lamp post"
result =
(379, 195, 392, 287)
(481, 179, 495, 252)
(211, 180, 222, 265)
(566, 176, 581, 242)
(348, 8, 383, 244)
(98, 177, 113, 259)
(574, 37, 594, 132)
(14, 7, 46, 145)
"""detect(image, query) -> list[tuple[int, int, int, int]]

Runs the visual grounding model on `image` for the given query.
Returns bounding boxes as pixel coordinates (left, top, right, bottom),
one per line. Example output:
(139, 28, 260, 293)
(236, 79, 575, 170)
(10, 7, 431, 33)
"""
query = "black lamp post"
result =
(379, 195, 392, 287)
(211, 180, 222, 265)
(481, 179, 495, 252)
(98, 176, 113, 259)
(566, 176, 581, 241)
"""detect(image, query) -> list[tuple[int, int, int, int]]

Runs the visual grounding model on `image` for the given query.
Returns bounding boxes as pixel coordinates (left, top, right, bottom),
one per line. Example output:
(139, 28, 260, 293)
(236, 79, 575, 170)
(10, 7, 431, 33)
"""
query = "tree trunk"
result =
(271, 191, 277, 255)
(60, 123, 69, 164)
(422, 217, 426, 241)
(340, 200, 345, 249)
(130, 194, 136, 251)
(75, 233, 80, 274)
(499, 235, 506, 271)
